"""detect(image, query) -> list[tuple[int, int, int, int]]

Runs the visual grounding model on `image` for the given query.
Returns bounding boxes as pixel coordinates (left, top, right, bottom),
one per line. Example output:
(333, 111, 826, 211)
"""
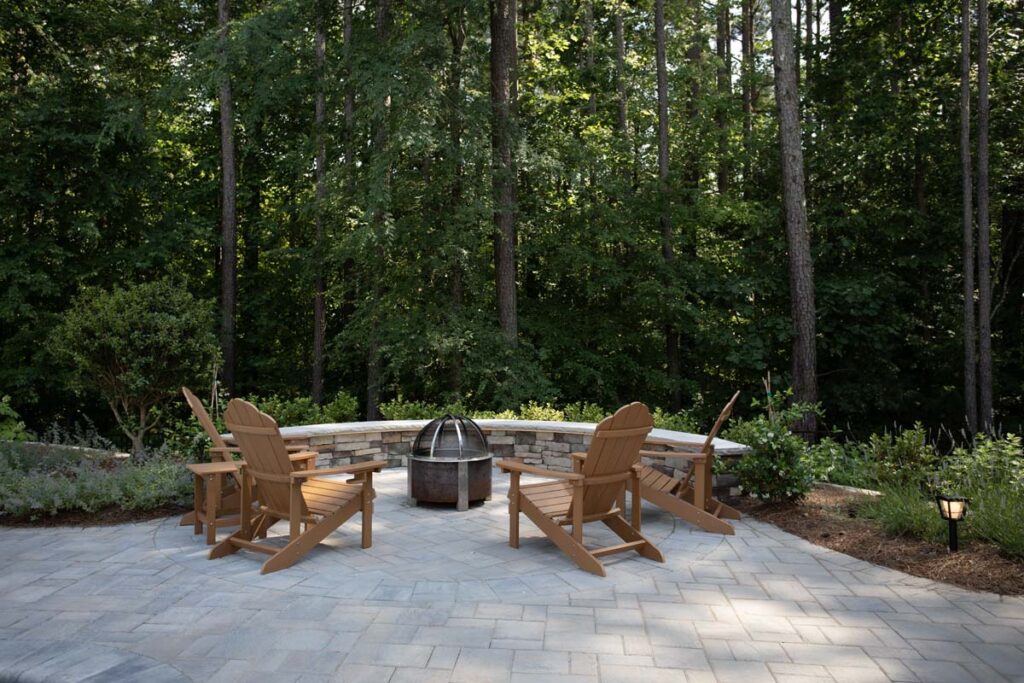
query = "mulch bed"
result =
(727, 486, 1024, 596)
(0, 504, 190, 528)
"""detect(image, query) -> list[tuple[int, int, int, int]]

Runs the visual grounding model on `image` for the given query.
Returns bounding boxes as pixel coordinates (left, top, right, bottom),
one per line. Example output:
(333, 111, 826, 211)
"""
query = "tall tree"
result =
(961, 0, 977, 433)
(218, 0, 238, 394)
(654, 0, 680, 410)
(311, 0, 328, 404)
(741, 0, 755, 194)
(446, 3, 467, 392)
(613, 5, 630, 188)
(771, 0, 818, 437)
(977, 0, 993, 431)
(490, 0, 519, 344)
(716, 0, 732, 194)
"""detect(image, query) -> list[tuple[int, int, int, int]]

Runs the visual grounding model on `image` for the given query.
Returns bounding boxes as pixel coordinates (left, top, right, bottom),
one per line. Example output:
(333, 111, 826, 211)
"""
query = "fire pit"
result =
(407, 414, 491, 511)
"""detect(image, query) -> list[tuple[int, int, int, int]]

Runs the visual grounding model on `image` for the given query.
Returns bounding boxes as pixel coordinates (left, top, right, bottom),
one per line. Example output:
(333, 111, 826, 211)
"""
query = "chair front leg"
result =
(361, 472, 373, 548)
(631, 470, 641, 530)
(509, 471, 520, 548)
(572, 480, 584, 543)
(289, 480, 302, 541)
(239, 466, 252, 536)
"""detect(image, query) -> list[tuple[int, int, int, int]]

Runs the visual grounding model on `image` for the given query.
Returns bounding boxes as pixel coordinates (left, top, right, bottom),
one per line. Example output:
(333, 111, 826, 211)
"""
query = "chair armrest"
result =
(638, 449, 706, 462)
(288, 450, 318, 462)
(496, 460, 584, 480)
(290, 461, 385, 479)
(286, 444, 311, 452)
(571, 452, 587, 461)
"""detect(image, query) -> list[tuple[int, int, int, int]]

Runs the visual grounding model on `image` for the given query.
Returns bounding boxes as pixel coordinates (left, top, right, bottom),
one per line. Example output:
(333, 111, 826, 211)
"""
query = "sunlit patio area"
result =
(2, 469, 1022, 682)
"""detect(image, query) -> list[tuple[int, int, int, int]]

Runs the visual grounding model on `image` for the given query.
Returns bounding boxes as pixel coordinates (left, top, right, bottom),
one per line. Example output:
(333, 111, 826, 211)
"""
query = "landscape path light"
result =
(935, 494, 968, 552)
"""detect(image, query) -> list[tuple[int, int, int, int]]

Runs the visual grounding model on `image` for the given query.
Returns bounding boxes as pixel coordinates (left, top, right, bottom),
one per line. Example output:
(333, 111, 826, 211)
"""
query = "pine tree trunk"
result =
(218, 0, 237, 395)
(741, 0, 754, 196)
(343, 0, 354, 170)
(654, 0, 681, 411)
(960, 0, 977, 434)
(312, 0, 328, 405)
(716, 0, 731, 194)
(446, 6, 466, 393)
(977, 0, 993, 432)
(614, 8, 631, 190)
(771, 0, 818, 439)
(490, 0, 519, 344)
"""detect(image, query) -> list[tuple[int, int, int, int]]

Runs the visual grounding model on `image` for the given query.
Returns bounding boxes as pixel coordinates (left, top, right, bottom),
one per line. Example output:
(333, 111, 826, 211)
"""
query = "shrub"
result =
(0, 441, 191, 520)
(563, 402, 607, 423)
(727, 416, 812, 501)
(803, 437, 875, 487)
(858, 482, 947, 543)
(47, 280, 220, 454)
(516, 402, 564, 422)
(0, 396, 30, 441)
(378, 397, 445, 420)
(652, 407, 699, 433)
(966, 484, 1024, 558)
(244, 390, 360, 426)
(862, 424, 936, 487)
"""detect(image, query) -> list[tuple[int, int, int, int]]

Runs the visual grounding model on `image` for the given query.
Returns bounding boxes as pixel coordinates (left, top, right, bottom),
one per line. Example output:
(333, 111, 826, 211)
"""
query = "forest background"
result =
(2, 0, 1022, 448)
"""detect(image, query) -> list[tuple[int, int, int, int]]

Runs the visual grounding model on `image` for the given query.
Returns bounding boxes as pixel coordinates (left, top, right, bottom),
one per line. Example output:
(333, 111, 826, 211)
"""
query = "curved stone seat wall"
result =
(270, 419, 749, 492)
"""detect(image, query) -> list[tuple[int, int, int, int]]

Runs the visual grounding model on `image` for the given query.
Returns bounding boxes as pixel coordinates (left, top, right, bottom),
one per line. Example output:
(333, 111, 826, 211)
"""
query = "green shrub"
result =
(803, 437, 875, 487)
(944, 434, 1024, 491)
(862, 424, 936, 487)
(652, 407, 699, 433)
(563, 402, 607, 423)
(966, 484, 1024, 558)
(245, 390, 360, 426)
(378, 397, 445, 420)
(0, 442, 191, 520)
(0, 396, 30, 441)
(47, 280, 220, 454)
(858, 482, 947, 543)
(727, 416, 812, 501)
(516, 402, 564, 421)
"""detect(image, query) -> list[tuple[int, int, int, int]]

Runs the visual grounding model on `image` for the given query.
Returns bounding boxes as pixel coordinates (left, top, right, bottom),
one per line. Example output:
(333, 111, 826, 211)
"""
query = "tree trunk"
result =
(490, 0, 519, 344)
(584, 1, 596, 119)
(312, 0, 328, 405)
(716, 0, 731, 194)
(805, 0, 814, 83)
(343, 0, 354, 170)
(741, 0, 754, 196)
(960, 0, 977, 434)
(977, 0, 993, 432)
(218, 0, 237, 395)
(771, 0, 818, 438)
(614, 8, 631, 190)
(446, 5, 466, 393)
(654, 0, 681, 411)
(829, 1, 843, 33)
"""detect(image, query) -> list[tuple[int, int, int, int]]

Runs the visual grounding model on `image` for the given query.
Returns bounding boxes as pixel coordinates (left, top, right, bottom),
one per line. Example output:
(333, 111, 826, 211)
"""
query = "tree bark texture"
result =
(654, 0, 681, 411)
(311, 0, 328, 405)
(218, 0, 237, 394)
(977, 0, 993, 432)
(490, 0, 519, 344)
(716, 0, 731, 194)
(771, 0, 818, 438)
(960, 0, 977, 433)
(614, 8, 631, 189)
(446, 5, 466, 392)
(741, 0, 754, 195)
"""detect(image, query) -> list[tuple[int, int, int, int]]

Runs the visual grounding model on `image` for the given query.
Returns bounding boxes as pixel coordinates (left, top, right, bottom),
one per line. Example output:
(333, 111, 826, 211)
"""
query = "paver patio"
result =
(1, 469, 1022, 682)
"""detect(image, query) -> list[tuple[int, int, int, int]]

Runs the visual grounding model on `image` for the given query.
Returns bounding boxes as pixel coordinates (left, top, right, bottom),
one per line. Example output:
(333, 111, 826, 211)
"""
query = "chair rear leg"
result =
(603, 515, 664, 563)
(210, 512, 266, 560)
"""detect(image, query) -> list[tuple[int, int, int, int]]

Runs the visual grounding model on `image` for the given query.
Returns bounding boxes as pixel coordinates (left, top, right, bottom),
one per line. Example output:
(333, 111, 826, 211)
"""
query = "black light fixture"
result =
(935, 494, 969, 552)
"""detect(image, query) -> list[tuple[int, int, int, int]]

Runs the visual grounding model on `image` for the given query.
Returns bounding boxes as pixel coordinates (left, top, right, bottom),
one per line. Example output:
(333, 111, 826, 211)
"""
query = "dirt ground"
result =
(0, 504, 190, 528)
(728, 486, 1024, 596)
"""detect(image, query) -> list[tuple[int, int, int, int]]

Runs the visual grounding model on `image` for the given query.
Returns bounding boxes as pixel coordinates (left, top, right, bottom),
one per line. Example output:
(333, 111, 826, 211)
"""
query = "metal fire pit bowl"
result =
(407, 414, 491, 511)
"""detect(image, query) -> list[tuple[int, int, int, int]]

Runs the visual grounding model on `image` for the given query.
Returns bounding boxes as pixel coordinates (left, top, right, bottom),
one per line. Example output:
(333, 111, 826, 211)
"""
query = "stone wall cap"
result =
(227, 418, 749, 456)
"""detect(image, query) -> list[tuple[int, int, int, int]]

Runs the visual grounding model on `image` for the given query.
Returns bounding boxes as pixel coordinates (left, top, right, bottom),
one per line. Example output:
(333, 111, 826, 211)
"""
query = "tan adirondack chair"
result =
(178, 387, 316, 530)
(210, 398, 383, 574)
(497, 402, 665, 577)
(636, 391, 742, 535)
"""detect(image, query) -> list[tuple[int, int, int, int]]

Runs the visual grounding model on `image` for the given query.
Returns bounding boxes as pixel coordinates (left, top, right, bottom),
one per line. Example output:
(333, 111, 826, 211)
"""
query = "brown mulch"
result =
(727, 486, 1024, 596)
(0, 504, 190, 528)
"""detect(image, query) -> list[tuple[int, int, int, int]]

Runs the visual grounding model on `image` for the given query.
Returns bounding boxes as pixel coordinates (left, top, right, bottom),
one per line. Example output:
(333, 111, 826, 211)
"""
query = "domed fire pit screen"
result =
(407, 414, 491, 511)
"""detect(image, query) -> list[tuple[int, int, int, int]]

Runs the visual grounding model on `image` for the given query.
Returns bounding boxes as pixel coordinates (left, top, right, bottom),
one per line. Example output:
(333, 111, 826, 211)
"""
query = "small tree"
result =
(49, 281, 220, 454)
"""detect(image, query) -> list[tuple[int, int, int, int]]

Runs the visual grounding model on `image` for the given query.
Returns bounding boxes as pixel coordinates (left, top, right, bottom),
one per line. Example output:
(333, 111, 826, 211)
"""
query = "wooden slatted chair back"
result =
(224, 399, 305, 518)
(699, 391, 741, 453)
(578, 402, 653, 515)
(182, 386, 228, 454)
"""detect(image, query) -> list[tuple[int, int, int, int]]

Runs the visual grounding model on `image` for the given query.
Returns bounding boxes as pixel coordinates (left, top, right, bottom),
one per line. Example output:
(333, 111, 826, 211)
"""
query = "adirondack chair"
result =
(210, 398, 383, 573)
(178, 387, 316, 530)
(635, 391, 742, 535)
(496, 402, 664, 577)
